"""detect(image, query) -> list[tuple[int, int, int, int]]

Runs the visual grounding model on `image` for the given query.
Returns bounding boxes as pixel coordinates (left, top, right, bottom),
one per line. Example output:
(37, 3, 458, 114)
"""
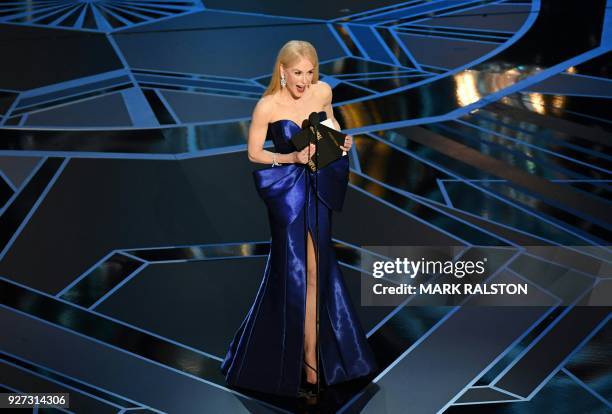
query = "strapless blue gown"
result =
(220, 111, 378, 397)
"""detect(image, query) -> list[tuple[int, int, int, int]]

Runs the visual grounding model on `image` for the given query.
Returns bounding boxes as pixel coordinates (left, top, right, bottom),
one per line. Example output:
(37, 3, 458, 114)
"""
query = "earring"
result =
(280, 74, 286, 88)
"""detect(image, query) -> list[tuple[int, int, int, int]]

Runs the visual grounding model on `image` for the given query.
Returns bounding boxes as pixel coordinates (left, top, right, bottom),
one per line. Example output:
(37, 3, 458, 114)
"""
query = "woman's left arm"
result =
(320, 81, 353, 152)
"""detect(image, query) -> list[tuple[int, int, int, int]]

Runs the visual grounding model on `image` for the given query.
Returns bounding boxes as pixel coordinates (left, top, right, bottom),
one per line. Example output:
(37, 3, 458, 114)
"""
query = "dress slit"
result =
(303, 171, 328, 387)
(303, 226, 321, 386)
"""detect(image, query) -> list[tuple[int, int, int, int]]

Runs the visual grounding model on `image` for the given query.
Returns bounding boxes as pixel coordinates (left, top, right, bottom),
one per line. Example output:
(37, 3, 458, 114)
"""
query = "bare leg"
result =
(304, 229, 318, 385)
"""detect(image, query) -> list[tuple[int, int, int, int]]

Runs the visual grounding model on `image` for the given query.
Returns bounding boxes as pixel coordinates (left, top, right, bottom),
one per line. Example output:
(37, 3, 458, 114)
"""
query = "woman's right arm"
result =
(247, 98, 315, 165)
(247, 99, 294, 164)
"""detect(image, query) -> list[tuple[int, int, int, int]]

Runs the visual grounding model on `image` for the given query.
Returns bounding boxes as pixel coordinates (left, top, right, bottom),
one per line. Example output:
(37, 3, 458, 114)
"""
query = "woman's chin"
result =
(286, 85, 306, 99)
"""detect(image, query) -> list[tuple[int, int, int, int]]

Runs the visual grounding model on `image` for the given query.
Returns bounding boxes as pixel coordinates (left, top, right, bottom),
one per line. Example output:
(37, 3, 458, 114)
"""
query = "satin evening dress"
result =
(220, 111, 378, 397)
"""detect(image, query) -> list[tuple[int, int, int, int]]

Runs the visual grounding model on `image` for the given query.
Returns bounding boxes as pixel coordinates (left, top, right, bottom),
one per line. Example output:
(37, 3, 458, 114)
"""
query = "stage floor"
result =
(0, 1, 610, 413)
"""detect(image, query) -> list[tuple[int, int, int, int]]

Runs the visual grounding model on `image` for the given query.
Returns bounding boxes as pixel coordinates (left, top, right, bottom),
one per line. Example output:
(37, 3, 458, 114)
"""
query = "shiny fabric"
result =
(220, 111, 378, 397)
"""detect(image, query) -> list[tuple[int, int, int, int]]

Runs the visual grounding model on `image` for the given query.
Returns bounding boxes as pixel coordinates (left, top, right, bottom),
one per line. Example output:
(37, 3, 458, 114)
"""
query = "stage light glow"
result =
(454, 70, 481, 107)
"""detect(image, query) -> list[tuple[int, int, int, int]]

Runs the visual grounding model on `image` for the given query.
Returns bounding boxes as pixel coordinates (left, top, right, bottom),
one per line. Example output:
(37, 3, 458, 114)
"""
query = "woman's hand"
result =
(293, 143, 316, 164)
(340, 134, 353, 152)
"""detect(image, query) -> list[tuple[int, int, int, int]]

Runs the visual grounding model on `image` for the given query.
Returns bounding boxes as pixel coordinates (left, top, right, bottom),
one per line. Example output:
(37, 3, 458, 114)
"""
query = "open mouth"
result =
(296, 85, 305, 93)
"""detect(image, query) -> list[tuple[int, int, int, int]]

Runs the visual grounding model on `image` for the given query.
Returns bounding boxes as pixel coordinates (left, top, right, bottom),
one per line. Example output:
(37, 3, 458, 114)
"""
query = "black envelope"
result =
(290, 122, 347, 172)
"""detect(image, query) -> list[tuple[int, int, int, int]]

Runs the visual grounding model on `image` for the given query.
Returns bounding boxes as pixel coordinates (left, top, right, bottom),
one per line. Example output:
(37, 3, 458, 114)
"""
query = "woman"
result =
(220, 40, 378, 398)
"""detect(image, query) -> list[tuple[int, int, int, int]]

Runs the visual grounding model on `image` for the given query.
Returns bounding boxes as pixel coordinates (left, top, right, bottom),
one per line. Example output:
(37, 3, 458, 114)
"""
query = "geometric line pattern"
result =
(0, 0, 201, 32)
(0, 0, 611, 413)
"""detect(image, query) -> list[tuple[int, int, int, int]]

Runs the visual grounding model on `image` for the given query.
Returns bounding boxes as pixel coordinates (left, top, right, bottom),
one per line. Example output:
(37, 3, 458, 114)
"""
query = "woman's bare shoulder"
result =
(314, 79, 332, 91)
(313, 80, 332, 103)
(253, 95, 276, 122)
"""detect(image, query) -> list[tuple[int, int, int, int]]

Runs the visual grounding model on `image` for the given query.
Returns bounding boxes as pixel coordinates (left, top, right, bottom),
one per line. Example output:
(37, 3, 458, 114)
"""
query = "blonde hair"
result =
(263, 40, 319, 97)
